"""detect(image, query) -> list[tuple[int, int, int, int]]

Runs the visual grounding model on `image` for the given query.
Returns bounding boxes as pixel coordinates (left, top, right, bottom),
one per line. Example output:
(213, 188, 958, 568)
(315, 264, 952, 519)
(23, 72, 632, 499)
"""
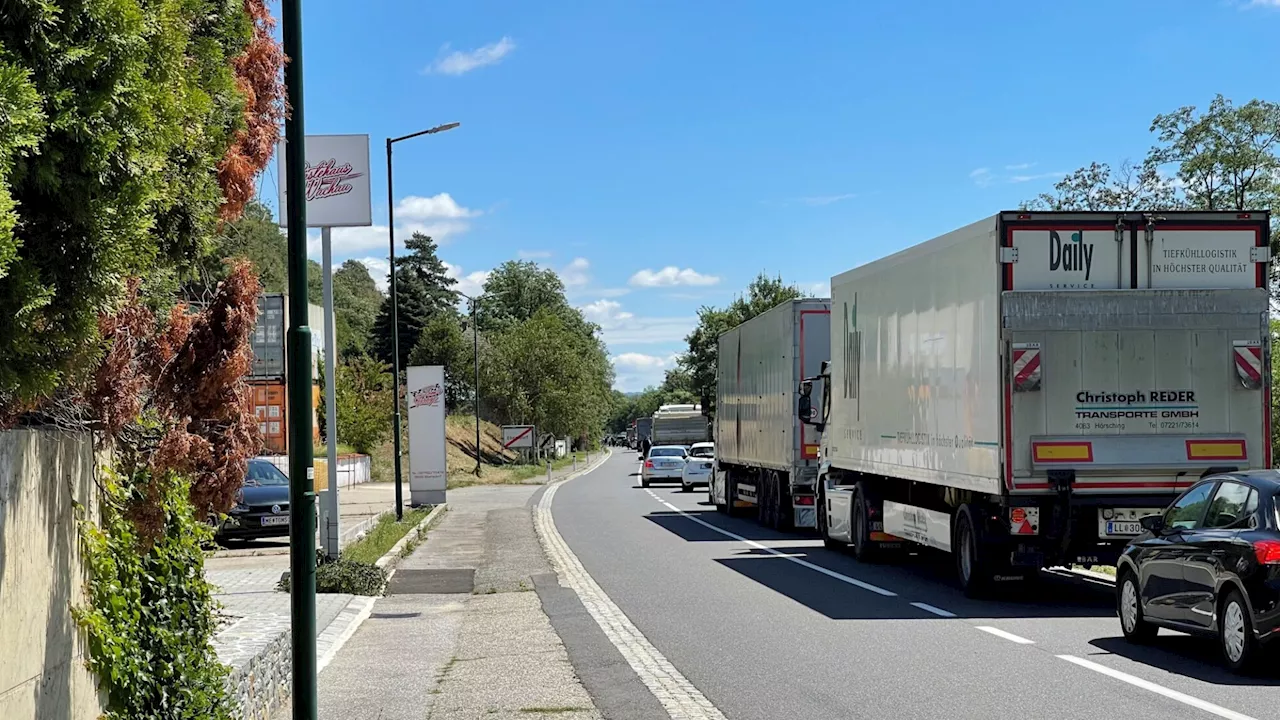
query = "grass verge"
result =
(447, 451, 592, 490)
(342, 506, 433, 565)
(313, 442, 358, 457)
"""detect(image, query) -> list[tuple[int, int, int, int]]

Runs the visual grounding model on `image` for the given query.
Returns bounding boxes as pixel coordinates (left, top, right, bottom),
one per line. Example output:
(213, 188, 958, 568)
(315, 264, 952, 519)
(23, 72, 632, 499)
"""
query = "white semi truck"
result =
(799, 210, 1272, 595)
(711, 298, 832, 530)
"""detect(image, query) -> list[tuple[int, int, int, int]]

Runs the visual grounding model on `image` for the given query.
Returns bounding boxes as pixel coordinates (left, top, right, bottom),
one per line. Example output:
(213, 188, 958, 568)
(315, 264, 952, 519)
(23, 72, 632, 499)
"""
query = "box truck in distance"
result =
(798, 211, 1271, 596)
(651, 404, 710, 447)
(712, 298, 831, 530)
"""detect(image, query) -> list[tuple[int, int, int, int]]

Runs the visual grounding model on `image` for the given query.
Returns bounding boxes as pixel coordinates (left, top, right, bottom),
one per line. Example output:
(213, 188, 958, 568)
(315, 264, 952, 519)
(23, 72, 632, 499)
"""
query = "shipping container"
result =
(804, 210, 1271, 595)
(711, 298, 831, 530)
(247, 378, 323, 455)
(249, 293, 326, 381)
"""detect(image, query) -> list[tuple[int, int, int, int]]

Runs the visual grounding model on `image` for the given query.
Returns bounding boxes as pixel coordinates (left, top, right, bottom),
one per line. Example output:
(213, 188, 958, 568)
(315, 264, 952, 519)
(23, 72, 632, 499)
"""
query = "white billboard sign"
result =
(502, 425, 536, 450)
(407, 365, 447, 505)
(277, 134, 373, 228)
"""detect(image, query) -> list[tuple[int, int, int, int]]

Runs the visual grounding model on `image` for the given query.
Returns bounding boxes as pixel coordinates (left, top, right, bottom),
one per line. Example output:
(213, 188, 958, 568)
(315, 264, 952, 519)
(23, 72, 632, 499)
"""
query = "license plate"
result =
(1098, 507, 1156, 537)
(261, 515, 289, 527)
(1104, 520, 1142, 536)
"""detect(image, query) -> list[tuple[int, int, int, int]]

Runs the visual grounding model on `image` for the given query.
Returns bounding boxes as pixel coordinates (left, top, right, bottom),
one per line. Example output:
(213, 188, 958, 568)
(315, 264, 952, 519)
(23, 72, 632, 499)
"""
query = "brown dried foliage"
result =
(90, 262, 262, 540)
(218, 0, 285, 221)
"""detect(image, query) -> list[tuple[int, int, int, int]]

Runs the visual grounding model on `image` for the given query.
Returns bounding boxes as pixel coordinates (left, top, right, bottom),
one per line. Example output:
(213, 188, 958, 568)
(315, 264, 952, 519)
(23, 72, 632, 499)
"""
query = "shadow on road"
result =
(1090, 636, 1280, 685)
(644, 509, 1118, 621)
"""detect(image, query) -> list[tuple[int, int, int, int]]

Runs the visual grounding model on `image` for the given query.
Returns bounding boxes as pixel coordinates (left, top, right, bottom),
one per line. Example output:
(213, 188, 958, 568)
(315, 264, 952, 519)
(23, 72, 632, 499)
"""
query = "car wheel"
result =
(681, 480, 691, 492)
(1220, 588, 1259, 672)
(641, 475, 650, 488)
(1118, 571, 1157, 644)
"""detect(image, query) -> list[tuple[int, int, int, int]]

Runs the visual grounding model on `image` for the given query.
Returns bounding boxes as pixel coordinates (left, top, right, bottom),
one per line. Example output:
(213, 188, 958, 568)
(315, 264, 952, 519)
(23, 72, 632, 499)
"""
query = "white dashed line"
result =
(643, 489, 898, 597)
(975, 626, 1036, 644)
(1057, 655, 1259, 720)
(910, 601, 957, 618)
(537, 468, 728, 719)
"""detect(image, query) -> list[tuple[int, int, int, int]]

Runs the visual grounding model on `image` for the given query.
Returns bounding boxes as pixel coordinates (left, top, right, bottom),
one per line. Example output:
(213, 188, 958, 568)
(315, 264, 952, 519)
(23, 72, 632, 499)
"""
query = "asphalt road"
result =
(552, 451, 1280, 720)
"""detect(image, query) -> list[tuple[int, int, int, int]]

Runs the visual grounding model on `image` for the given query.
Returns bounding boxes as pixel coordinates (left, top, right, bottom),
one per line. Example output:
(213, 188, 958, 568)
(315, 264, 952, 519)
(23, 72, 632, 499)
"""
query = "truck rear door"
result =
(1001, 213, 1270, 498)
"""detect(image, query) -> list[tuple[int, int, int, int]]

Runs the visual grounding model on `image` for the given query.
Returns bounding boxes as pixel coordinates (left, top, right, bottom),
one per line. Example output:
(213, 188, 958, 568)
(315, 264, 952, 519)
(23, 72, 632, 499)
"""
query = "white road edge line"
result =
(974, 626, 1036, 644)
(536, 463, 728, 720)
(646, 491, 898, 598)
(1057, 655, 1259, 720)
(910, 601, 957, 618)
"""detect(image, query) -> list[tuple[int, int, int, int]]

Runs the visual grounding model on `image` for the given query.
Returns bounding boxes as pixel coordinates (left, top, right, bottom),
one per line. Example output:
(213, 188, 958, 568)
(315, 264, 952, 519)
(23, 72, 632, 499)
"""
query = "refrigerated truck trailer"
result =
(799, 210, 1272, 595)
(712, 298, 832, 530)
(651, 404, 710, 447)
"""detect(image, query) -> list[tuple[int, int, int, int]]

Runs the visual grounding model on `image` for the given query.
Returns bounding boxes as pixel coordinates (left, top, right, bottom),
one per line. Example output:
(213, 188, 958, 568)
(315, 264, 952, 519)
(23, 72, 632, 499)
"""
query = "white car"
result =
(681, 442, 714, 492)
(641, 446, 688, 487)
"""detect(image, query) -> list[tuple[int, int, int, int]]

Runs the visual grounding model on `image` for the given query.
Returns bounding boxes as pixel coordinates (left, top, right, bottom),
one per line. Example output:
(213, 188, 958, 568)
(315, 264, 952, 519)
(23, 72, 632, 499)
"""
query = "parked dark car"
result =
(213, 459, 292, 543)
(1116, 470, 1280, 671)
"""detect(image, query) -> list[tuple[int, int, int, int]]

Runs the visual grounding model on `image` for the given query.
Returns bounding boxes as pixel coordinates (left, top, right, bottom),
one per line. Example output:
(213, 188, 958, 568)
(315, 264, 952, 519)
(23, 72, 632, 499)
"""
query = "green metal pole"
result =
(280, 0, 317, 717)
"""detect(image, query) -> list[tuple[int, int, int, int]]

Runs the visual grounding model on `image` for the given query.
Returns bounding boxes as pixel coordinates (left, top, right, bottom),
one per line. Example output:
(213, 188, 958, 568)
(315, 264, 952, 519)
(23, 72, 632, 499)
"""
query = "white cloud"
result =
(305, 193, 479, 259)
(559, 257, 591, 287)
(518, 249, 552, 259)
(426, 36, 516, 75)
(443, 261, 490, 300)
(611, 352, 682, 392)
(969, 167, 994, 187)
(357, 256, 391, 293)
(799, 193, 856, 206)
(629, 266, 720, 288)
(396, 193, 479, 220)
(578, 298, 695, 346)
(1245, 0, 1280, 8)
(1009, 171, 1067, 184)
(1004, 162, 1035, 171)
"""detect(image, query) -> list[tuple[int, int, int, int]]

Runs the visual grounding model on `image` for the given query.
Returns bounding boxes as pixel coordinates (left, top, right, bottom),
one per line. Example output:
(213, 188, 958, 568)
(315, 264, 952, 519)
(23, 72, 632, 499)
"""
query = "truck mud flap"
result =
(793, 506, 816, 529)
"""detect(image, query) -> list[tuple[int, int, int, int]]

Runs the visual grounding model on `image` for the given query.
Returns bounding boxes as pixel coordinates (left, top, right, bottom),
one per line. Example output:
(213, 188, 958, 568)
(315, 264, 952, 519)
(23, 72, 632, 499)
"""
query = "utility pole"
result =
(280, 0, 317, 716)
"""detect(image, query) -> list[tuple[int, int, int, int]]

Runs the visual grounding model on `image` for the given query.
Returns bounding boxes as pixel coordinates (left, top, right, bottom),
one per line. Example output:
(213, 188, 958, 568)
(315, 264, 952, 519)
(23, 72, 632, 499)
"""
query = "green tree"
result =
(677, 272, 800, 419)
(0, 0, 279, 403)
(334, 354, 393, 454)
(332, 259, 383, 357)
(479, 260, 570, 329)
(372, 233, 457, 369)
(409, 313, 474, 411)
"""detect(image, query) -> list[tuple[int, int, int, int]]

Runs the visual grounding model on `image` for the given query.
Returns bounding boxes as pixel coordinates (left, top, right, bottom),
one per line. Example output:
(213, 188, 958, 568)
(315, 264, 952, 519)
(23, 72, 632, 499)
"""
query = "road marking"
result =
(537, 476, 728, 719)
(1057, 655, 1259, 720)
(975, 626, 1035, 644)
(643, 489, 897, 597)
(910, 602, 957, 618)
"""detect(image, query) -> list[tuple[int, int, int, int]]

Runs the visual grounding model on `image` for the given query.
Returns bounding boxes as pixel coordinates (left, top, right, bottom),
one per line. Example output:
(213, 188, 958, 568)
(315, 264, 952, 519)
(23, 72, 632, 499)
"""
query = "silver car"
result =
(681, 442, 714, 492)
(641, 446, 687, 487)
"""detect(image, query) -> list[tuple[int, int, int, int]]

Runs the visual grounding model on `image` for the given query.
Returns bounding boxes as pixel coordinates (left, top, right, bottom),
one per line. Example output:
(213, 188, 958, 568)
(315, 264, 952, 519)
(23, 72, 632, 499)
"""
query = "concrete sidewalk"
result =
(291, 459, 611, 719)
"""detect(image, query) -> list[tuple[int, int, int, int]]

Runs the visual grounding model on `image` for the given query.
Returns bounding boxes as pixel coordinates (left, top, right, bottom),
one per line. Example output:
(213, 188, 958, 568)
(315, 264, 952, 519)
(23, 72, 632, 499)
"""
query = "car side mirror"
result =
(1140, 514, 1165, 533)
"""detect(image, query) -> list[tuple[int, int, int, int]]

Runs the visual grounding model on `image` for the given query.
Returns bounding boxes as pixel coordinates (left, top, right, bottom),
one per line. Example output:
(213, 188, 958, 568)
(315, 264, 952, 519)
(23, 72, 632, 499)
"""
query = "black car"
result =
(1116, 470, 1280, 671)
(213, 459, 292, 542)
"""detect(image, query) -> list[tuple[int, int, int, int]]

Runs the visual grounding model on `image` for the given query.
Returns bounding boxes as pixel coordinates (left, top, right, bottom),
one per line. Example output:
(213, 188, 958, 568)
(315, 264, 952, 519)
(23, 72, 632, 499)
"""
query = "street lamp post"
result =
(386, 122, 460, 520)
(457, 291, 483, 477)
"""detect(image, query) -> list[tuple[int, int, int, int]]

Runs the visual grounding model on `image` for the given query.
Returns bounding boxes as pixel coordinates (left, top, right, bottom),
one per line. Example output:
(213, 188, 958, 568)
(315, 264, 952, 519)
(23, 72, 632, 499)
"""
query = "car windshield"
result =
(650, 447, 685, 458)
(689, 447, 714, 458)
(245, 462, 290, 487)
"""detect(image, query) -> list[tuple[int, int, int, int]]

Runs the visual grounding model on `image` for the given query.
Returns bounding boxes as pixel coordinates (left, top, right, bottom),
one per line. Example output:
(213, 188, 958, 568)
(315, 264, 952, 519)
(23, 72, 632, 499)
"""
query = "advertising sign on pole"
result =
(407, 365, 447, 505)
(502, 425, 536, 450)
(276, 134, 373, 228)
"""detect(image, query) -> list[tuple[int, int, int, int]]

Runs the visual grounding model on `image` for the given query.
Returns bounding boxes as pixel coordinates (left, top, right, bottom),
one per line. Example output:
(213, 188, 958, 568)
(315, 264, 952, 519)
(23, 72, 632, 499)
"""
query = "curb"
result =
(549, 448, 612, 487)
(377, 503, 449, 577)
(339, 510, 392, 548)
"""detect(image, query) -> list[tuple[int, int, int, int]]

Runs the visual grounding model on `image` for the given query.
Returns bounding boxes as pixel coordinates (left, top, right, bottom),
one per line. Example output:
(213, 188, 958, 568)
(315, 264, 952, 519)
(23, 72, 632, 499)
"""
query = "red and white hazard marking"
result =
(1234, 343, 1263, 389)
(1012, 344, 1041, 391)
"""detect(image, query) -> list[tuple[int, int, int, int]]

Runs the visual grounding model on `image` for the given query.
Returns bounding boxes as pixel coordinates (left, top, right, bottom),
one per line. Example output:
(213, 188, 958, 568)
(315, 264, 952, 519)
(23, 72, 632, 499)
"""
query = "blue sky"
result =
(268, 0, 1280, 391)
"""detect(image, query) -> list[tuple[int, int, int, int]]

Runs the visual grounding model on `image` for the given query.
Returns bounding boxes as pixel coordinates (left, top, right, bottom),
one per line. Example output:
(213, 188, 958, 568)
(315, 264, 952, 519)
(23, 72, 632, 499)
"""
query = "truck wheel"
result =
(776, 473, 794, 532)
(817, 483, 840, 549)
(851, 491, 878, 563)
(725, 471, 739, 518)
(759, 472, 776, 529)
(954, 504, 992, 598)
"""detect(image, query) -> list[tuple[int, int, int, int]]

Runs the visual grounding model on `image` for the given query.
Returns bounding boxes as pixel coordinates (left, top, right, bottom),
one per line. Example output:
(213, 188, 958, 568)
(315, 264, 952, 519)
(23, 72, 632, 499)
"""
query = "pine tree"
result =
(372, 233, 458, 369)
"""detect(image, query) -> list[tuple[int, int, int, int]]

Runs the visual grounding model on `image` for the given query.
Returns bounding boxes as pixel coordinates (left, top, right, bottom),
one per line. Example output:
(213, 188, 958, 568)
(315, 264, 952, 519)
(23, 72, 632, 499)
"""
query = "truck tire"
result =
(954, 504, 994, 598)
(775, 472, 794, 532)
(851, 490, 879, 563)
(725, 470, 739, 518)
(817, 483, 841, 549)
(759, 472, 776, 529)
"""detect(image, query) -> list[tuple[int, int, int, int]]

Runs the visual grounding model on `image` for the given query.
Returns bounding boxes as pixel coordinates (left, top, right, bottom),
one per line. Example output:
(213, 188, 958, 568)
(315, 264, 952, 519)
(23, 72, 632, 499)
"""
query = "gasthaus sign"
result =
(276, 134, 373, 228)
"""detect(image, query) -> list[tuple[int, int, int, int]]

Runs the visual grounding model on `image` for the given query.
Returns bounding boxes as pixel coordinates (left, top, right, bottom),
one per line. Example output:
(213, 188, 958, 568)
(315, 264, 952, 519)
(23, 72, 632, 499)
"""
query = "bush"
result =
(76, 472, 232, 720)
(278, 557, 388, 597)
